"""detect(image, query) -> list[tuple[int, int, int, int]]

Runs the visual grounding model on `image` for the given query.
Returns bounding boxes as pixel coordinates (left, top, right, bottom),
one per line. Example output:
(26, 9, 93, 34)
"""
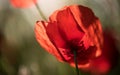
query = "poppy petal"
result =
(46, 22, 69, 61)
(69, 5, 103, 57)
(46, 22, 66, 48)
(56, 8, 85, 41)
(35, 21, 63, 61)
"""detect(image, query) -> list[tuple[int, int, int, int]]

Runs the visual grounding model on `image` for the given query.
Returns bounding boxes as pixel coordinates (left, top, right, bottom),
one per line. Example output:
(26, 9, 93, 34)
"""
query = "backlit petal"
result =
(46, 22, 66, 48)
(69, 5, 103, 57)
(35, 21, 63, 61)
(56, 8, 84, 41)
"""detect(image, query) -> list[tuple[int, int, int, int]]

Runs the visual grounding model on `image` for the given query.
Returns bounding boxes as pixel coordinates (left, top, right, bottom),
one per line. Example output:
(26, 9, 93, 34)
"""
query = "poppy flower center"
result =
(63, 40, 84, 57)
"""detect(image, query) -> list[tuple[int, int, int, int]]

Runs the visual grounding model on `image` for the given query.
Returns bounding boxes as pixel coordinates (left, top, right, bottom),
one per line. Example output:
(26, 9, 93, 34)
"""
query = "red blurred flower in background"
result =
(82, 29, 119, 75)
(10, 0, 37, 8)
(35, 5, 103, 68)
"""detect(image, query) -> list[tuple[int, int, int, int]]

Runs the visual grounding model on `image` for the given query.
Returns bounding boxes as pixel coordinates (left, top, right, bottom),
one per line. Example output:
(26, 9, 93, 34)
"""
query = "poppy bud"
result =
(10, 0, 37, 8)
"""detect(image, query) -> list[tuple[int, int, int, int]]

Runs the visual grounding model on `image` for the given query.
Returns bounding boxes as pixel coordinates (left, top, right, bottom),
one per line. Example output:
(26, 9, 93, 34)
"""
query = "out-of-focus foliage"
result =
(0, 0, 120, 75)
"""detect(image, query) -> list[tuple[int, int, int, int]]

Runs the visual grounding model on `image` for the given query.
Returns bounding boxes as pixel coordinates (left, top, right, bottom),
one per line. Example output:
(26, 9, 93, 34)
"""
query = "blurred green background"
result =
(0, 0, 120, 75)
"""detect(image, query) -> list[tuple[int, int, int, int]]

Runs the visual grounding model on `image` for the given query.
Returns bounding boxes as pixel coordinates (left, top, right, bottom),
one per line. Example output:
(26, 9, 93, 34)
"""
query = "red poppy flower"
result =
(82, 30, 119, 75)
(35, 5, 103, 68)
(10, 0, 37, 8)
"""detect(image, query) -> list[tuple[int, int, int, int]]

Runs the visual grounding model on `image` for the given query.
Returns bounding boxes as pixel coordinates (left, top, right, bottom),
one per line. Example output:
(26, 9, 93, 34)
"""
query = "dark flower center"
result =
(62, 40, 84, 58)
(69, 40, 84, 52)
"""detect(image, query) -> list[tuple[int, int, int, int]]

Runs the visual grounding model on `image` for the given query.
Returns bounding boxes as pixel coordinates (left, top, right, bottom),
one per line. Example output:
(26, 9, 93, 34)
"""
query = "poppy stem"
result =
(35, 3, 47, 21)
(74, 50, 80, 75)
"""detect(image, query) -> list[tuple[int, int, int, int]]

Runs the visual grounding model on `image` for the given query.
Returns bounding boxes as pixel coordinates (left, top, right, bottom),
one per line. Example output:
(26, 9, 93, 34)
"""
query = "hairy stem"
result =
(35, 3, 47, 21)
(74, 50, 80, 75)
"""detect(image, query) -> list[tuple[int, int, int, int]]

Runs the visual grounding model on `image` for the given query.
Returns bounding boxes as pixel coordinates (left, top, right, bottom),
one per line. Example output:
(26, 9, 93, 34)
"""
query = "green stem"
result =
(35, 3, 47, 21)
(74, 50, 80, 75)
